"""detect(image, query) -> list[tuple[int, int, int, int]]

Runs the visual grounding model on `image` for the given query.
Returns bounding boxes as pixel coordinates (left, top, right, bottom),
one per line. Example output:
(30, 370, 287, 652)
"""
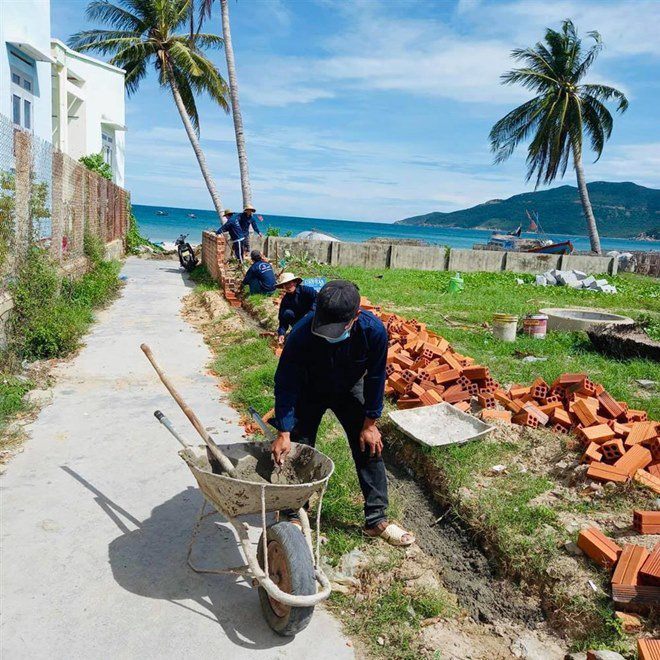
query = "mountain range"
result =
(397, 182, 660, 239)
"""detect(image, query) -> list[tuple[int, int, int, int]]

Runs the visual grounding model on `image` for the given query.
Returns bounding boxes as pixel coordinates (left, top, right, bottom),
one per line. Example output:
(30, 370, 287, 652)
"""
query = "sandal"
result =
(364, 521, 415, 547)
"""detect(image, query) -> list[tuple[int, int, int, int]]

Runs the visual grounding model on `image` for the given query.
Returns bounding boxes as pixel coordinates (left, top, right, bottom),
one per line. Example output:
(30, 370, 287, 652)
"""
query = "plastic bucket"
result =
(522, 314, 548, 339)
(492, 313, 518, 342)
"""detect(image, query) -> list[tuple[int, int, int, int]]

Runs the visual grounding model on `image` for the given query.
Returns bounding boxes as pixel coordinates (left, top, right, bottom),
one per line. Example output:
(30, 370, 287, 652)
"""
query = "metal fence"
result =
(0, 113, 128, 282)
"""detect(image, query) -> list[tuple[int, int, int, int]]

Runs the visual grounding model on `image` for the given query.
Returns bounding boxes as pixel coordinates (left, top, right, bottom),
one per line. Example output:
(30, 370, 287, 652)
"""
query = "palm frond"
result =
(581, 84, 629, 112)
(68, 29, 140, 52)
(84, 1, 143, 30)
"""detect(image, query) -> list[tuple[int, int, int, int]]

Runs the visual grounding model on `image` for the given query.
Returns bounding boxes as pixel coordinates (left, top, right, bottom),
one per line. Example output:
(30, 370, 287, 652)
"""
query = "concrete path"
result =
(1, 258, 352, 659)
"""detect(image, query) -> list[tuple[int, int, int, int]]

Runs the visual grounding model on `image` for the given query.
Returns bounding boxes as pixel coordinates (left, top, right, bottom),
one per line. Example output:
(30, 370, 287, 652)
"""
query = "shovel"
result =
(141, 343, 238, 479)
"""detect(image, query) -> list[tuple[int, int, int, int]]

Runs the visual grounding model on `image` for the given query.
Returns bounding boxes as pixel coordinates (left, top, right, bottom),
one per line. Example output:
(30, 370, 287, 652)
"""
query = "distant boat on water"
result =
(155, 210, 169, 216)
(473, 210, 574, 254)
(187, 213, 197, 218)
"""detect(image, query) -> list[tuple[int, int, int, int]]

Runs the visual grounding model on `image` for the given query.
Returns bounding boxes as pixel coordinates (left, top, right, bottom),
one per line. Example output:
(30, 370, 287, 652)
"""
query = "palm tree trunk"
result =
(572, 141, 601, 254)
(220, 0, 252, 209)
(166, 64, 225, 222)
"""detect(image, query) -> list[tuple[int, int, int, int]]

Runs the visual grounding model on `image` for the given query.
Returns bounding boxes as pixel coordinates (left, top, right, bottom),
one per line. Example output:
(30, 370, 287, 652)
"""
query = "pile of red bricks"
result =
(214, 237, 243, 308)
(578, 525, 659, 610)
(365, 304, 660, 494)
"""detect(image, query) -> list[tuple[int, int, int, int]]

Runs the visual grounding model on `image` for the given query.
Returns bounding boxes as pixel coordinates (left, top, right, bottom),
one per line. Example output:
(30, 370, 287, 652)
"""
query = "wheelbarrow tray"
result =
(180, 441, 334, 518)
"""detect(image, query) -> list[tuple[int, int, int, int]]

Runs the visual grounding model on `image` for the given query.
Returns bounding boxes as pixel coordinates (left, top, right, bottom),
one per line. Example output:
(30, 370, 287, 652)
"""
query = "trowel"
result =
(248, 405, 288, 484)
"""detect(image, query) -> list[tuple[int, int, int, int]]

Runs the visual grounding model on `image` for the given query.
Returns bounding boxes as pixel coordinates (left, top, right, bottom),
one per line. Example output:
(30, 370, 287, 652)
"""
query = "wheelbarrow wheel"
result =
(257, 521, 315, 636)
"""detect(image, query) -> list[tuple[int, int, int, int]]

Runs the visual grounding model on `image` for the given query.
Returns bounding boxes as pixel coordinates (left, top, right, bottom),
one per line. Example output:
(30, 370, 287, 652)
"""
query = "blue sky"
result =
(51, 0, 660, 223)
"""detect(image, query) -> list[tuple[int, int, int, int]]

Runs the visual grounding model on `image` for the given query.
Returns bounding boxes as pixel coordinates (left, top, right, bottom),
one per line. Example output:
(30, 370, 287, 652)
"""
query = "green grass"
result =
(0, 374, 33, 429)
(189, 264, 219, 293)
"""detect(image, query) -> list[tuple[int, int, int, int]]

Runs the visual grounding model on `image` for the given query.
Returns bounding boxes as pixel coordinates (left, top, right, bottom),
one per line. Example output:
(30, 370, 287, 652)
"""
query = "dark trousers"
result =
(285, 387, 389, 529)
(242, 233, 251, 255)
(231, 238, 244, 262)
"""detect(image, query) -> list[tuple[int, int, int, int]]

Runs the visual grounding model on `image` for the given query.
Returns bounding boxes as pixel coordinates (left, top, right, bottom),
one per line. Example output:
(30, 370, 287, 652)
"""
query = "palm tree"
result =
(69, 0, 230, 222)
(489, 19, 628, 254)
(198, 0, 253, 209)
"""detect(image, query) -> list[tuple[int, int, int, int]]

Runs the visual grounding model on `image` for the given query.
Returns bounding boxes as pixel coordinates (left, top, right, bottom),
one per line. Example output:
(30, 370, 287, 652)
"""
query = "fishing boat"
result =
(155, 210, 169, 216)
(187, 213, 197, 219)
(473, 210, 574, 254)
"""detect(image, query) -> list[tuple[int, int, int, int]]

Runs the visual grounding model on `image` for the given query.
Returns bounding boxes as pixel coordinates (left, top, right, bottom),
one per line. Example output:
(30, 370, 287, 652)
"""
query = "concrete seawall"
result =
(203, 231, 620, 276)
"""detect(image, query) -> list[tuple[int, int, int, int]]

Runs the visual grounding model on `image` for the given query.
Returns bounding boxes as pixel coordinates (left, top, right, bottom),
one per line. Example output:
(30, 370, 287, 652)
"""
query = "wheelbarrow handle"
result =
(141, 343, 238, 479)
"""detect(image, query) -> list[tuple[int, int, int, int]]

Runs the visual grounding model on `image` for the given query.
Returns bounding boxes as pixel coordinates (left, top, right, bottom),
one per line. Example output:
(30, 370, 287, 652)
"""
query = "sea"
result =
(133, 204, 658, 254)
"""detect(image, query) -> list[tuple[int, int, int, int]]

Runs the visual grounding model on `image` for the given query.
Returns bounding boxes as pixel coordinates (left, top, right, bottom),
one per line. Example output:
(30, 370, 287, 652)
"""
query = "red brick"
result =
(611, 544, 650, 586)
(634, 469, 660, 494)
(638, 639, 660, 660)
(522, 402, 549, 426)
(614, 444, 652, 477)
(577, 527, 622, 568)
(600, 439, 626, 463)
(508, 385, 531, 400)
(512, 411, 539, 429)
(435, 369, 461, 385)
(633, 510, 660, 535)
(453, 401, 471, 413)
(462, 365, 489, 380)
(477, 393, 496, 410)
(552, 408, 572, 428)
(639, 544, 660, 586)
(586, 462, 628, 483)
(625, 421, 657, 447)
(580, 424, 615, 445)
(481, 409, 512, 423)
(580, 442, 603, 464)
(597, 390, 626, 419)
(572, 399, 598, 427)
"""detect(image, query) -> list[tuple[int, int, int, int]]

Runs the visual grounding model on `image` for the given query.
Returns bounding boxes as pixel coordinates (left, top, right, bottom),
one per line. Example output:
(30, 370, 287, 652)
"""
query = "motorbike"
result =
(175, 234, 198, 272)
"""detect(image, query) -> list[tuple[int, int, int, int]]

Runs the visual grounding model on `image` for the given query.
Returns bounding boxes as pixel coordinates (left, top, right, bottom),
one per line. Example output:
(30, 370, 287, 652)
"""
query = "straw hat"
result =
(244, 204, 256, 212)
(222, 209, 233, 216)
(276, 272, 302, 288)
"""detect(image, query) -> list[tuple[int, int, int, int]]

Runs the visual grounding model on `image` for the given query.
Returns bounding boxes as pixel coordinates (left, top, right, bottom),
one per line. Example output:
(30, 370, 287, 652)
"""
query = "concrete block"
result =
(447, 248, 505, 273)
(105, 238, 124, 260)
(0, 291, 14, 350)
(390, 244, 447, 271)
(505, 251, 561, 273)
(535, 275, 547, 286)
(582, 276, 596, 288)
(561, 254, 617, 275)
(333, 242, 390, 268)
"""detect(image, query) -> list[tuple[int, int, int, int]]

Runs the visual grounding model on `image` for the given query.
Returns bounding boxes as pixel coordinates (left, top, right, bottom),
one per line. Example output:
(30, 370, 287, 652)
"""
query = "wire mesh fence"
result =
(0, 113, 128, 285)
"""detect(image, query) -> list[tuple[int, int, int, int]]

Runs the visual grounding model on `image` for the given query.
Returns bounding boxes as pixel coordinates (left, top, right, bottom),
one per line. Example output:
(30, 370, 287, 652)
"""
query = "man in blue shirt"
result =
(216, 209, 245, 262)
(271, 280, 415, 547)
(276, 273, 317, 345)
(237, 204, 262, 257)
(242, 250, 277, 295)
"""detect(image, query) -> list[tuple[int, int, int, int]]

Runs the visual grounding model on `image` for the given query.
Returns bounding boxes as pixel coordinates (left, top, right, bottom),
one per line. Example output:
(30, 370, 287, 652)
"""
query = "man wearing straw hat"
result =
(237, 204, 262, 257)
(276, 272, 317, 345)
(217, 209, 245, 263)
(271, 280, 415, 547)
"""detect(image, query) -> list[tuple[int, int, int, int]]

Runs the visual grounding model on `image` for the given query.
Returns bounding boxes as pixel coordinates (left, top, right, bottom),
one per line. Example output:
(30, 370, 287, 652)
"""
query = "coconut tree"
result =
(198, 0, 253, 209)
(489, 19, 628, 254)
(69, 0, 230, 222)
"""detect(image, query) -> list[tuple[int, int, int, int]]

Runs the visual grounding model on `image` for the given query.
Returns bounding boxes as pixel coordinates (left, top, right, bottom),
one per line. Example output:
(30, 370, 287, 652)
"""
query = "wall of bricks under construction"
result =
(201, 231, 636, 277)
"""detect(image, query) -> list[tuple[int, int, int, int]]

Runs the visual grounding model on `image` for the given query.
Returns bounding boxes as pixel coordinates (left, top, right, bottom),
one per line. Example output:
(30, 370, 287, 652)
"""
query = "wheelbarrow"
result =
(141, 344, 335, 636)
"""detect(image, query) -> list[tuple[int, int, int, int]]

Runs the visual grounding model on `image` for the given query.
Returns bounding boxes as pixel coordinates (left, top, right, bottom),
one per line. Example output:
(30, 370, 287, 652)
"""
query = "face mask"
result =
(325, 329, 350, 344)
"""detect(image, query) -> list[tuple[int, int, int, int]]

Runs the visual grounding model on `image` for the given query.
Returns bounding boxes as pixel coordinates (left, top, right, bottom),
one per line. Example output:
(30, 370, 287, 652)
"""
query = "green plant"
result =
(79, 152, 112, 181)
(265, 226, 281, 237)
(0, 171, 15, 271)
(83, 230, 106, 265)
(490, 19, 628, 254)
(70, 0, 230, 221)
(0, 374, 33, 428)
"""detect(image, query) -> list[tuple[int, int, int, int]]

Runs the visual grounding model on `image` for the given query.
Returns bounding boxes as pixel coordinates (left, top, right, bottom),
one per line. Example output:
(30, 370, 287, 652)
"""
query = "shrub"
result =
(83, 230, 106, 265)
(79, 153, 112, 181)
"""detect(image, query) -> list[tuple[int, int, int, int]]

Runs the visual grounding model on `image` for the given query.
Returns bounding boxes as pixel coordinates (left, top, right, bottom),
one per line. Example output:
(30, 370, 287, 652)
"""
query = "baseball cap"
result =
(311, 280, 360, 340)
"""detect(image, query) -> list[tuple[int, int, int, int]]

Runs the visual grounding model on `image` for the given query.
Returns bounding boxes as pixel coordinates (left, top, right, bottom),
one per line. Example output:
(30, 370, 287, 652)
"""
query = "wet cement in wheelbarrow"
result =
(209, 449, 305, 485)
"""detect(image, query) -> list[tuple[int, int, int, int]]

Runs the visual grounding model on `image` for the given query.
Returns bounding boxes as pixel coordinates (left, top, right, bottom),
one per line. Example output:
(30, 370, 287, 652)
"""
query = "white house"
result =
(0, 0, 54, 141)
(1, 2, 126, 186)
(51, 40, 126, 187)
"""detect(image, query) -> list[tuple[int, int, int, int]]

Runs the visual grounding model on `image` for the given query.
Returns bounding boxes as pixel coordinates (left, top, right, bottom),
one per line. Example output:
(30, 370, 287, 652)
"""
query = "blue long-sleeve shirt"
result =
(238, 212, 261, 236)
(277, 285, 317, 336)
(217, 214, 244, 241)
(242, 260, 277, 293)
(274, 310, 388, 432)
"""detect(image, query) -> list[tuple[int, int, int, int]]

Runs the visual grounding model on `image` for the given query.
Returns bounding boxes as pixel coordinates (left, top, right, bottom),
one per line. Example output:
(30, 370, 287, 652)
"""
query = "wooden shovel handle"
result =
(140, 343, 238, 478)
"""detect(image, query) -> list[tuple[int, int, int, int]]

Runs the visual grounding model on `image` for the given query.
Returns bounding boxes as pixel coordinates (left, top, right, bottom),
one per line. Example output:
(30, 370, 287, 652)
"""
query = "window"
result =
(102, 131, 114, 173)
(10, 67, 35, 131)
